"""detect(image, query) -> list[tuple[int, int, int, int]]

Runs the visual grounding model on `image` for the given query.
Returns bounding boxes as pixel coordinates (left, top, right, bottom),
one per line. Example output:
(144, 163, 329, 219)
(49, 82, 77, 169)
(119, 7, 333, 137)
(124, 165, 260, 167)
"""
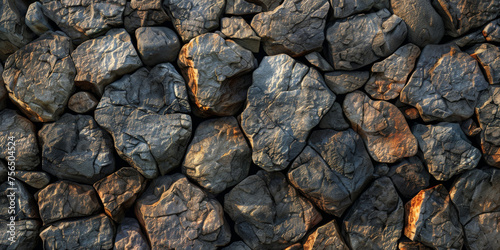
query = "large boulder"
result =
(476, 85, 500, 167)
(0, 0, 34, 61)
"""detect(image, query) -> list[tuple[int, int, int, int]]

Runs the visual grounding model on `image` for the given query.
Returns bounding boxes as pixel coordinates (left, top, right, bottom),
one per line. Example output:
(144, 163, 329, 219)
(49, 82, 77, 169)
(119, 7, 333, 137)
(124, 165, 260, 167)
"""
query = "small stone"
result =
(0, 219, 41, 250)
(14, 171, 50, 189)
(246, 0, 283, 11)
(470, 43, 500, 85)
(0, 0, 34, 61)
(460, 118, 482, 137)
(221, 17, 261, 53)
(25, 1, 54, 35)
(476, 85, 500, 167)
(483, 19, 500, 42)
(324, 71, 369, 95)
(387, 157, 430, 199)
(114, 217, 150, 250)
(403, 107, 420, 120)
(318, 102, 350, 130)
(303, 220, 348, 250)
(0, 180, 39, 221)
(68, 91, 99, 114)
(225, 0, 262, 15)
(123, 0, 169, 33)
(330, 0, 389, 18)
(136, 27, 181, 67)
(305, 52, 334, 72)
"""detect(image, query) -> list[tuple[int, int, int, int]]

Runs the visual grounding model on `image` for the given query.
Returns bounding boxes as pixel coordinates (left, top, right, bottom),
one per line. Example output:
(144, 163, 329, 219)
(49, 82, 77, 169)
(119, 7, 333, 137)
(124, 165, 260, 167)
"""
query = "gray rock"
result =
(460, 118, 482, 137)
(135, 27, 180, 66)
(305, 52, 334, 72)
(0, 161, 6, 183)
(14, 171, 50, 189)
(452, 30, 487, 48)
(178, 33, 256, 117)
(330, 0, 389, 18)
(303, 220, 348, 250)
(246, 0, 283, 11)
(222, 241, 251, 250)
(0, 180, 38, 221)
(241, 54, 335, 171)
(476, 85, 500, 167)
(470, 43, 500, 85)
(225, 0, 262, 15)
(463, 212, 500, 250)
(114, 217, 150, 250)
(3, 31, 76, 122)
(412, 122, 481, 181)
(0, 219, 40, 250)
(483, 19, 500, 42)
(400, 44, 489, 122)
(135, 174, 231, 249)
(326, 9, 407, 70)
(67, 91, 98, 114)
(25, 1, 54, 36)
(387, 157, 430, 199)
(39, 114, 115, 184)
(324, 71, 369, 95)
(0, 63, 5, 110)
(318, 102, 350, 130)
(123, 0, 169, 33)
(221, 17, 261, 53)
(251, 0, 329, 57)
(289, 129, 374, 217)
(224, 170, 322, 249)
(72, 28, 143, 96)
(0, 0, 34, 61)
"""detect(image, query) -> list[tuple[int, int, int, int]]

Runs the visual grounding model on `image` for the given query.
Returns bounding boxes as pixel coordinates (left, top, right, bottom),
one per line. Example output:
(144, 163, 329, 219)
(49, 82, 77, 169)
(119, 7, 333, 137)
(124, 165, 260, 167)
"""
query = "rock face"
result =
(241, 54, 335, 171)
(387, 157, 430, 199)
(470, 43, 500, 85)
(221, 17, 261, 53)
(318, 102, 350, 130)
(463, 211, 500, 250)
(343, 91, 418, 163)
(95, 63, 191, 178)
(114, 217, 150, 250)
(303, 220, 348, 250)
(324, 71, 369, 95)
(135, 174, 231, 249)
(67, 91, 98, 114)
(288, 129, 373, 217)
(250, 0, 329, 57)
(405, 185, 464, 249)
(135, 27, 180, 66)
(412, 122, 481, 181)
(330, 0, 389, 18)
(225, 170, 322, 249)
(39, 114, 115, 184)
(178, 33, 256, 117)
(400, 44, 489, 122)
(225, 0, 262, 15)
(326, 9, 407, 70)
(14, 171, 50, 189)
(476, 85, 500, 167)
(123, 0, 169, 33)
(25, 1, 54, 36)
(0, 0, 34, 61)
(3, 31, 75, 122)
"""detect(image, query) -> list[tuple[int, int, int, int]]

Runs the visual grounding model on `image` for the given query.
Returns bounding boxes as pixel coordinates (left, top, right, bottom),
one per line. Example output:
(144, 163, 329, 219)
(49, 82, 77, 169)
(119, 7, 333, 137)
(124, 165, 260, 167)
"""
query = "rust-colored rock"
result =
(303, 220, 348, 250)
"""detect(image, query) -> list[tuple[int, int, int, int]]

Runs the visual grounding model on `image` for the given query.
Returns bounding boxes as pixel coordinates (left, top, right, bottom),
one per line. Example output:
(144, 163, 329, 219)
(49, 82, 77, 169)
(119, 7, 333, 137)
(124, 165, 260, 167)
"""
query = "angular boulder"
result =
(135, 27, 180, 66)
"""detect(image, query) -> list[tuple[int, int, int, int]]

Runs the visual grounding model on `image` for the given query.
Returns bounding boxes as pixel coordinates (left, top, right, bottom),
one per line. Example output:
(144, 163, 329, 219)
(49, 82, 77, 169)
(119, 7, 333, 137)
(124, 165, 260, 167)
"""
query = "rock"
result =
(452, 30, 487, 47)
(114, 217, 150, 250)
(247, 0, 283, 11)
(402, 107, 420, 120)
(365, 43, 421, 100)
(178, 33, 256, 117)
(400, 44, 489, 122)
(0, 162, 6, 183)
(25, 1, 54, 36)
(0, 219, 41, 250)
(3, 31, 76, 122)
(222, 241, 251, 250)
(288, 129, 374, 217)
(412, 122, 481, 181)
(135, 27, 180, 66)
(483, 19, 500, 42)
(135, 174, 231, 249)
(67, 91, 98, 114)
(0, 180, 38, 220)
(343, 91, 418, 163)
(463, 211, 500, 250)
(404, 185, 464, 249)
(305, 52, 334, 72)
(0, 0, 34, 61)
(343, 177, 404, 250)
(326, 9, 407, 70)
(225, 170, 322, 249)
(387, 157, 430, 199)
(40, 0, 126, 44)
(0, 109, 39, 170)
(36, 181, 101, 225)
(398, 238, 432, 250)
(324, 71, 369, 95)
(460, 118, 482, 137)
(39, 114, 115, 184)
(391, 0, 444, 47)
(330, 0, 389, 18)
(0, 63, 5, 110)
(163, 0, 225, 42)
(470, 43, 500, 84)
(93, 167, 146, 222)
(95, 64, 191, 178)
(476, 85, 500, 167)
(72, 28, 143, 96)
(241, 54, 335, 171)
(123, 0, 169, 33)
(183, 117, 251, 194)
(221, 17, 261, 53)
(318, 102, 350, 130)
(14, 171, 50, 189)
(285, 243, 302, 250)
(40, 214, 115, 250)
(250, 0, 329, 57)
(303, 220, 348, 250)
(225, 0, 262, 15)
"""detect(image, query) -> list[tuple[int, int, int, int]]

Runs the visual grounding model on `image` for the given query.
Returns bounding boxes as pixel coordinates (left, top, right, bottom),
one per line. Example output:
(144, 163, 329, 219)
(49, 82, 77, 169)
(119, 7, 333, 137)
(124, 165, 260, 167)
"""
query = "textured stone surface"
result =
(483, 19, 500, 42)
(400, 44, 488, 122)
(303, 220, 348, 250)
(0, 219, 41, 250)
(412, 122, 481, 181)
(463, 211, 500, 250)
(3, 31, 75, 122)
(326, 9, 407, 70)
(387, 157, 430, 199)
(135, 174, 231, 249)
(0, 0, 34, 61)
(305, 52, 334, 72)
(452, 30, 487, 48)
(0, 63, 5, 110)
(39, 114, 115, 184)
(221, 17, 261, 53)
(136, 27, 180, 66)
(318, 102, 350, 130)
(251, 0, 329, 57)
(344, 91, 418, 163)
(0, 180, 38, 221)
(476, 85, 500, 167)
(114, 217, 150, 250)
(67, 91, 98, 114)
(124, 0, 169, 33)
(247, 0, 283, 11)
(289, 129, 373, 217)
(0, 162, 6, 183)
(225, 0, 262, 15)
(324, 71, 369, 95)
(225, 170, 322, 249)
(470, 43, 500, 85)
(330, 0, 389, 18)
(25, 1, 54, 36)
(241, 54, 335, 171)
(398, 239, 432, 250)
(461, 118, 482, 137)
(14, 171, 50, 189)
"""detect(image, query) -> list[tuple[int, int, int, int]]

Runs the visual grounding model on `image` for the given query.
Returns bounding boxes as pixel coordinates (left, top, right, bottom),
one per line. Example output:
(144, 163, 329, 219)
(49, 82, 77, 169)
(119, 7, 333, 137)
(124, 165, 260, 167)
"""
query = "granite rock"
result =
(114, 217, 150, 250)
(324, 71, 369, 95)
(470, 43, 500, 85)
(67, 91, 98, 114)
(135, 27, 180, 66)
(387, 157, 430, 199)
(221, 17, 261, 53)
(303, 220, 348, 250)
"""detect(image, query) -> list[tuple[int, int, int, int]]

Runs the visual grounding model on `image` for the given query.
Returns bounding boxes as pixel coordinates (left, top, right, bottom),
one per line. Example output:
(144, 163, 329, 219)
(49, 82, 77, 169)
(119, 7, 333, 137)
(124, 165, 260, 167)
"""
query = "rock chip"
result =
(25, 1, 54, 36)
(247, 0, 283, 11)
(0, 219, 41, 250)
(483, 19, 500, 42)
(225, 0, 262, 15)
(305, 52, 334, 72)
(330, 0, 389, 18)
(463, 211, 500, 250)
(0, 0, 34, 61)
(124, 0, 169, 33)
(0, 180, 39, 221)
(476, 85, 500, 167)
(114, 217, 150, 250)
(14, 171, 50, 189)
(67, 91, 98, 114)
(241, 54, 335, 171)
(135, 27, 180, 66)
(470, 43, 500, 84)
(387, 157, 430, 199)
(303, 220, 348, 250)
(324, 71, 369, 95)
(221, 17, 261, 53)
(318, 102, 350, 130)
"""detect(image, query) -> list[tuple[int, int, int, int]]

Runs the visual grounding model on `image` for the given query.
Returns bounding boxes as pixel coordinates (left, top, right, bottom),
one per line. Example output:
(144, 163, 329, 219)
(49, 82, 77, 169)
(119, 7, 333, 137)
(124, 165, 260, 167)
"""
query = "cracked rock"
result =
(114, 217, 150, 250)
(476, 85, 500, 167)
(14, 171, 50, 189)
(0, 180, 38, 221)
(470, 43, 500, 85)
(463, 211, 500, 250)
(324, 71, 369, 95)
(221, 17, 261, 53)
(67, 91, 98, 114)
(303, 220, 348, 250)
(305, 52, 334, 72)
(330, 0, 389, 19)
(483, 19, 500, 42)
(387, 157, 430, 199)
(136, 27, 180, 67)
(225, 0, 262, 15)
(0, 0, 34, 61)
(25, 1, 54, 36)
(0, 219, 40, 250)
(123, 0, 169, 33)
(318, 102, 350, 130)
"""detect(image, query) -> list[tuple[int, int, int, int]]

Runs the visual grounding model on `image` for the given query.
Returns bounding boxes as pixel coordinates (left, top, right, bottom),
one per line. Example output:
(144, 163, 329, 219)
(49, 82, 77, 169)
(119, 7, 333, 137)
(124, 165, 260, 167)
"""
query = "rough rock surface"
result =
(324, 71, 369, 95)
(330, 0, 389, 18)
(14, 171, 50, 189)
(25, 1, 54, 36)
(343, 91, 418, 163)
(67, 91, 98, 114)
(0, 180, 39, 221)
(247, 0, 283, 11)
(225, 170, 322, 249)
(0, 219, 40, 250)
(289, 129, 373, 217)
(412, 122, 481, 181)
(303, 220, 348, 250)
(0, 162, 6, 183)
(136, 27, 180, 66)
(135, 174, 231, 249)
(305, 52, 334, 72)
(3, 31, 75, 122)
(387, 157, 430, 199)
(0, 0, 34, 61)
(476, 85, 500, 167)
(221, 17, 261, 53)
(123, 0, 169, 33)
(326, 9, 407, 70)
(0, 63, 5, 110)
(39, 114, 115, 184)
(461, 118, 482, 137)
(318, 102, 350, 130)
(250, 0, 329, 57)
(398, 239, 432, 250)
(470, 43, 500, 85)
(463, 211, 500, 250)
(225, 0, 262, 15)
(114, 217, 150, 250)
(483, 19, 500, 42)
(241, 54, 335, 171)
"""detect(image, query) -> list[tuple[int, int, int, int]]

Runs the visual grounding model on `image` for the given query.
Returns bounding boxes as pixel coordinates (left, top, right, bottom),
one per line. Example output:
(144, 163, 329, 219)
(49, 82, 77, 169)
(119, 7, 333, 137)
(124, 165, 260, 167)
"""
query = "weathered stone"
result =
(67, 91, 98, 114)
(222, 241, 251, 250)
(246, 0, 283, 11)
(225, 0, 262, 15)
(324, 71, 369, 95)
(0, 0, 34, 61)
(221, 17, 261, 53)
(463, 211, 500, 250)
(330, 0, 389, 18)
(14, 171, 50, 189)
(251, 0, 329, 57)
(343, 177, 404, 250)
(400, 44, 488, 122)
(470, 43, 500, 84)
(0, 63, 5, 110)
(225, 170, 322, 249)
(25, 1, 54, 36)
(124, 0, 169, 33)
(3, 32, 75, 122)
(40, 214, 115, 250)
(241, 54, 335, 171)
(452, 30, 487, 48)
(135, 27, 180, 66)
(365, 43, 421, 100)
(303, 220, 348, 250)
(318, 102, 350, 130)
(305, 52, 334, 72)
(412, 122, 481, 181)
(178, 33, 256, 117)
(402, 107, 420, 120)
(39, 114, 115, 184)
(94, 167, 146, 222)
(135, 174, 231, 249)
(95, 64, 191, 178)
(344, 91, 418, 163)
(387, 157, 430, 199)
(289, 129, 373, 217)
(326, 9, 407, 70)
(404, 185, 464, 249)
(72, 28, 142, 96)
(460, 118, 482, 137)
(0, 219, 41, 250)
(483, 19, 500, 42)
(476, 85, 500, 167)
(0, 180, 38, 221)
(114, 217, 150, 250)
